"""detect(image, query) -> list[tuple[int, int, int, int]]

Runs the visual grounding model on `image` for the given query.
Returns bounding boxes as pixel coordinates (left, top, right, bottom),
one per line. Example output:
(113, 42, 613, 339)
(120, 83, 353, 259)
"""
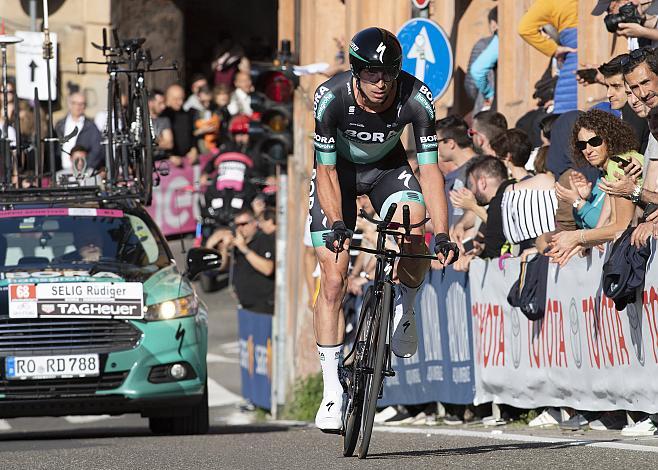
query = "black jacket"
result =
(602, 227, 652, 311)
(55, 116, 104, 170)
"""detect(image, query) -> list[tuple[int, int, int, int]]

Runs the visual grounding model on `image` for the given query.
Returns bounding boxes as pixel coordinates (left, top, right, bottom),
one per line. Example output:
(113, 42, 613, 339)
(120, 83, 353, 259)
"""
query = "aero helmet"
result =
(349, 27, 403, 80)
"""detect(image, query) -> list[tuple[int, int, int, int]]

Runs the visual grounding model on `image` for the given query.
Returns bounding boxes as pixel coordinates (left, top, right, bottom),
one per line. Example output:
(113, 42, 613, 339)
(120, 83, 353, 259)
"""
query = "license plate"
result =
(5, 354, 100, 380)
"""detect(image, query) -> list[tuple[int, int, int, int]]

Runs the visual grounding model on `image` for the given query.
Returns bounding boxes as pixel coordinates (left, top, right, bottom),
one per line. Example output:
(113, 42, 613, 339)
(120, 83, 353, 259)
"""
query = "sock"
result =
(393, 283, 420, 331)
(317, 344, 344, 397)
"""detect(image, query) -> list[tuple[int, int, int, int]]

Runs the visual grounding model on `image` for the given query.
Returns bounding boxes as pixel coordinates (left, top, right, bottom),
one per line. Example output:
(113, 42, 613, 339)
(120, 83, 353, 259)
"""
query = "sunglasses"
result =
(358, 68, 398, 84)
(575, 136, 604, 151)
(621, 47, 652, 68)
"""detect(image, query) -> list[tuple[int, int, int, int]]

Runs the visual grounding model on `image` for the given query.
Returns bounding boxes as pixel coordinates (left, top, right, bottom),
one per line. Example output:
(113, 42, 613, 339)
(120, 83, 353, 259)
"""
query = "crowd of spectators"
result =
(0, 40, 279, 316)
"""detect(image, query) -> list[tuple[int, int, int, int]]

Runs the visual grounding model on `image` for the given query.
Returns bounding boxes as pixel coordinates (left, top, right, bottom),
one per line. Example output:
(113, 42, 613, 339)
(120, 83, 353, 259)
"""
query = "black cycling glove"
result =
(324, 220, 353, 253)
(434, 233, 459, 264)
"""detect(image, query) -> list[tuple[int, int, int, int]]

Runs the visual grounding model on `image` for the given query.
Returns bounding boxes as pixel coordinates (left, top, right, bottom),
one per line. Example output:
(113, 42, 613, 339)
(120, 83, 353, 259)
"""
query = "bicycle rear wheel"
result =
(343, 286, 374, 457)
(139, 89, 154, 204)
(357, 282, 392, 459)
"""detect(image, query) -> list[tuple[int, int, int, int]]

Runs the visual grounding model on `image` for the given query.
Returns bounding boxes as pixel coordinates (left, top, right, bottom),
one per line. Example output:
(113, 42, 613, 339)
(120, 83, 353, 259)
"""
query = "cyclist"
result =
(309, 27, 459, 432)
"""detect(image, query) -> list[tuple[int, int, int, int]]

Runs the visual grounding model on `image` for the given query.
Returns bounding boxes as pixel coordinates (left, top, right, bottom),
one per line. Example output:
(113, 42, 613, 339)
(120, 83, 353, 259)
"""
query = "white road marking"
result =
(64, 415, 112, 424)
(219, 341, 240, 353)
(208, 377, 242, 408)
(375, 426, 658, 453)
(0, 419, 11, 431)
(207, 353, 239, 364)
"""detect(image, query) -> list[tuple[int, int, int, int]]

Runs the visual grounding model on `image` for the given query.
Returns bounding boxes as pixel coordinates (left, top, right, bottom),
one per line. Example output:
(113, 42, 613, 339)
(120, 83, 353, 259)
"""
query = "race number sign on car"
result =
(8, 282, 144, 319)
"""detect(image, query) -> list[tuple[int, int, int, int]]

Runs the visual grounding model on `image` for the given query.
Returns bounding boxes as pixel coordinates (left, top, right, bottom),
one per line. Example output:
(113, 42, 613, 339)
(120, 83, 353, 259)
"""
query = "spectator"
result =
(228, 71, 256, 116)
(436, 116, 478, 226)
(212, 41, 251, 88)
(469, 7, 498, 112)
(55, 92, 103, 171)
(147, 88, 174, 157)
(599, 54, 650, 152)
(161, 84, 198, 167)
(213, 84, 233, 144)
(623, 46, 658, 111)
(259, 207, 277, 235)
(183, 74, 209, 113)
(56, 145, 102, 187)
(226, 207, 276, 315)
(548, 109, 640, 265)
(490, 129, 532, 181)
(518, 0, 579, 114)
(470, 110, 507, 155)
(192, 85, 220, 153)
(463, 155, 514, 261)
(593, 1, 658, 49)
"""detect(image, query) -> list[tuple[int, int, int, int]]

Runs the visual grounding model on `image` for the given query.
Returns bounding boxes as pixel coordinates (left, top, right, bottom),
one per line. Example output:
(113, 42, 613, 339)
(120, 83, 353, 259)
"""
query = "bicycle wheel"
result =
(139, 89, 154, 204)
(343, 286, 374, 457)
(357, 281, 392, 459)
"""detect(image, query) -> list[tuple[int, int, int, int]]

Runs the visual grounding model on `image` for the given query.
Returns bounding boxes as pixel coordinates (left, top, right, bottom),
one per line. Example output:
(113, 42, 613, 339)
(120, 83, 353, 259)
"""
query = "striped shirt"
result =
(501, 189, 557, 245)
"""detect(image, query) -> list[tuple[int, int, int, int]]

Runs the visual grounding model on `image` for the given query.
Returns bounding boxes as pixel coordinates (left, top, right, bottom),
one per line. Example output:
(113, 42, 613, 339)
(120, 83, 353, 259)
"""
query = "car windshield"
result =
(0, 208, 169, 275)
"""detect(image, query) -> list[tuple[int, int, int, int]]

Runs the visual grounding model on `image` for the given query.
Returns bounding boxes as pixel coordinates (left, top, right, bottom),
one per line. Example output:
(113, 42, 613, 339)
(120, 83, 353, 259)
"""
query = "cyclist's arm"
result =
(313, 84, 343, 226)
(409, 86, 449, 235)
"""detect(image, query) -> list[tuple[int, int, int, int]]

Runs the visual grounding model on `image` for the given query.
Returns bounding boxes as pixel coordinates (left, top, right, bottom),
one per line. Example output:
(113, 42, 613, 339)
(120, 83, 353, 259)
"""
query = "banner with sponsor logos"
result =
(238, 308, 273, 410)
(470, 242, 658, 412)
(380, 267, 476, 406)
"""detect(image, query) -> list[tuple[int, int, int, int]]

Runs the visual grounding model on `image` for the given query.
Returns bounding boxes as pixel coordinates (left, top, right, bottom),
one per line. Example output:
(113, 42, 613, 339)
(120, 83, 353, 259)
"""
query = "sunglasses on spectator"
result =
(575, 136, 603, 151)
(358, 68, 398, 83)
(620, 47, 651, 68)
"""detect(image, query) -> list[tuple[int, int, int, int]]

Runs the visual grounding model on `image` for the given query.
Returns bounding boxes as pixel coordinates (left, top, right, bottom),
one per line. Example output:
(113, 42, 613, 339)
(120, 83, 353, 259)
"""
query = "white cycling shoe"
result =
(315, 391, 344, 433)
(391, 308, 418, 358)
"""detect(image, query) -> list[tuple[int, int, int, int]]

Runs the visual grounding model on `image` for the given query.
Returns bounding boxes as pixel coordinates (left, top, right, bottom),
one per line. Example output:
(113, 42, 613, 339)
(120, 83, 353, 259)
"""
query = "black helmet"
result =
(349, 27, 403, 80)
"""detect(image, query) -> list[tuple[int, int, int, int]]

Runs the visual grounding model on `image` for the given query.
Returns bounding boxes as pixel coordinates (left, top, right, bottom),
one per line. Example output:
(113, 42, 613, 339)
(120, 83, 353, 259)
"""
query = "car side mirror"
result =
(185, 248, 222, 280)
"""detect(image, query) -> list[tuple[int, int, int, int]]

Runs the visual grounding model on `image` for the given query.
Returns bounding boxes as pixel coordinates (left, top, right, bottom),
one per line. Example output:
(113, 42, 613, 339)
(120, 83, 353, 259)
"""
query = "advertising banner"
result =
(238, 309, 273, 410)
(470, 242, 658, 412)
(147, 155, 221, 237)
(380, 267, 475, 406)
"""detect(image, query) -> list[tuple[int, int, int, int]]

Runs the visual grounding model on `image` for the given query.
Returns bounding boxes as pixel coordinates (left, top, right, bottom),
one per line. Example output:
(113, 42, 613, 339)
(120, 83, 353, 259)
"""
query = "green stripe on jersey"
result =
(311, 230, 331, 248)
(417, 151, 438, 165)
(316, 151, 337, 165)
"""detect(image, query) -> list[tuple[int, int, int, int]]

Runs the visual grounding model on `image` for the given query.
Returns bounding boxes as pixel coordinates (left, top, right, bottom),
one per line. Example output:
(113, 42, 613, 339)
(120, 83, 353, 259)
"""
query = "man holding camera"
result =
(593, 1, 658, 47)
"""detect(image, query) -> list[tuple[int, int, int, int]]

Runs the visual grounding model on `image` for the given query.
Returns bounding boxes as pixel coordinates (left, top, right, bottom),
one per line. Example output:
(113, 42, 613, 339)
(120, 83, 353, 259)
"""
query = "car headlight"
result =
(145, 295, 198, 321)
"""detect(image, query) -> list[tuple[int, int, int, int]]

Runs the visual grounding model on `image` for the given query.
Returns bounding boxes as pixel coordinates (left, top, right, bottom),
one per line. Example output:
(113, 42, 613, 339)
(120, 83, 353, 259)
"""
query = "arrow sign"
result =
(29, 60, 37, 82)
(398, 18, 453, 101)
(406, 26, 435, 83)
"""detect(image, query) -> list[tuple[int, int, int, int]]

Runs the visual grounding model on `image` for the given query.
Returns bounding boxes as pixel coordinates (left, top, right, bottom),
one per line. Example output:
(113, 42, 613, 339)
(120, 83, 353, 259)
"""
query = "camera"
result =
(604, 2, 644, 33)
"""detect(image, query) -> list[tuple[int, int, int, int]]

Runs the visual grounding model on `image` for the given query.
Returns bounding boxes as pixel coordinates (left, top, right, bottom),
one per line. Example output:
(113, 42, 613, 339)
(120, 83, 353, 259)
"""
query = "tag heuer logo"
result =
(41, 304, 55, 314)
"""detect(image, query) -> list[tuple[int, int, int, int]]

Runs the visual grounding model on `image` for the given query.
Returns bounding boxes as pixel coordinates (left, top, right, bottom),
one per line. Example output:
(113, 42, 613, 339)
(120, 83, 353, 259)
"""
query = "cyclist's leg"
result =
(367, 154, 429, 357)
(308, 160, 357, 430)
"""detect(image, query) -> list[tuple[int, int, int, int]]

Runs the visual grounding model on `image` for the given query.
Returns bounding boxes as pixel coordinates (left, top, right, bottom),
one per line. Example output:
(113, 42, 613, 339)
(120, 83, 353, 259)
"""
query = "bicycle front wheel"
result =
(358, 281, 392, 459)
(343, 286, 374, 457)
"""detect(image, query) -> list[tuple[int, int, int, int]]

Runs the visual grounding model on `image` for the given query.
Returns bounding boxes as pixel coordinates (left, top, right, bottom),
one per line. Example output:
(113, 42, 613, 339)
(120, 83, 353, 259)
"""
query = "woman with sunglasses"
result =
(548, 109, 642, 265)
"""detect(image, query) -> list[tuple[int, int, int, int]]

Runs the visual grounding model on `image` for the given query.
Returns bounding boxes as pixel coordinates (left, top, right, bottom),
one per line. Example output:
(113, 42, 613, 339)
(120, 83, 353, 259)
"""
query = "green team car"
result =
(0, 187, 220, 435)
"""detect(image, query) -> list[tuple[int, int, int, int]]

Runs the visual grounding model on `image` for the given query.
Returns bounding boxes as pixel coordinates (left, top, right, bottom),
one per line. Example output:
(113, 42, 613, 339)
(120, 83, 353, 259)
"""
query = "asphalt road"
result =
(1, 237, 658, 469)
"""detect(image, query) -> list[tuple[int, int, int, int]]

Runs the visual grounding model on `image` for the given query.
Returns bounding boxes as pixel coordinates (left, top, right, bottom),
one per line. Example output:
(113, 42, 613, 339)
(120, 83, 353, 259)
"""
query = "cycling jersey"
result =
(313, 71, 438, 166)
(308, 71, 437, 247)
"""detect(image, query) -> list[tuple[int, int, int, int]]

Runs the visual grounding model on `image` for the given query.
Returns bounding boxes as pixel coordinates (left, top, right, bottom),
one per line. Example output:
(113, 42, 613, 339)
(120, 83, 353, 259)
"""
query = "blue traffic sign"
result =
(397, 18, 453, 101)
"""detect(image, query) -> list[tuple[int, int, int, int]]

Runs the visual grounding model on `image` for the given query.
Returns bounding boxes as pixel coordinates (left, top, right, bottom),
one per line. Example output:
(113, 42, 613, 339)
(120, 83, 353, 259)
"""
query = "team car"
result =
(0, 187, 221, 435)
